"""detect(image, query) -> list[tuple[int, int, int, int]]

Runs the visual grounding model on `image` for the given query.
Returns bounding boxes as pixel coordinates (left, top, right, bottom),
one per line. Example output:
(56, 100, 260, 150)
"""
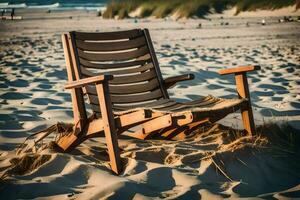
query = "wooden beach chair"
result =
(57, 29, 260, 174)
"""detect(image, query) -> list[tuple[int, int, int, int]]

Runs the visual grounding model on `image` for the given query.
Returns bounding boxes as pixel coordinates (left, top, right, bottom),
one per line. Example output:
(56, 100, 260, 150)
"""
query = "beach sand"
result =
(0, 8, 300, 199)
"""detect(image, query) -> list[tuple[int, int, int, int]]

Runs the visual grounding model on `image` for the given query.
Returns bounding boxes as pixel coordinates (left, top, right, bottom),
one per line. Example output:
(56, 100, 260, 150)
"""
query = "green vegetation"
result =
(102, 0, 300, 19)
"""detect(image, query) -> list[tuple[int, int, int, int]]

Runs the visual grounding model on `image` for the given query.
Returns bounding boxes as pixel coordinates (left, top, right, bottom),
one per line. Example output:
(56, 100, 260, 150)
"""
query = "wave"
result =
(0, 1, 106, 10)
(27, 3, 60, 9)
(0, 3, 26, 9)
(0, 3, 9, 6)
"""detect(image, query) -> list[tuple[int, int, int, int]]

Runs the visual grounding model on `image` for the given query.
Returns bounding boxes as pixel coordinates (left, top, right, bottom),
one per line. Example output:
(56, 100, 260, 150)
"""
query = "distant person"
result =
(246, 22, 249, 27)
(11, 8, 15, 20)
(198, 23, 202, 29)
(1, 9, 5, 19)
(261, 19, 266, 26)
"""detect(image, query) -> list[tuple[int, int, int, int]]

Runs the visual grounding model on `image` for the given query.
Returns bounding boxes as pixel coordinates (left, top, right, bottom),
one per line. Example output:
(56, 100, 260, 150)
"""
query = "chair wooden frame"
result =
(57, 29, 260, 174)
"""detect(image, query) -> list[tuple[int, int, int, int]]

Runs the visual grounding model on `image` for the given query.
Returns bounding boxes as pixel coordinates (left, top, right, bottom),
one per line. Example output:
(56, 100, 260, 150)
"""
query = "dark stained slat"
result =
(85, 78, 160, 95)
(112, 89, 163, 103)
(146, 100, 178, 109)
(112, 99, 172, 111)
(88, 88, 163, 104)
(184, 97, 221, 107)
(77, 46, 149, 62)
(83, 70, 156, 85)
(79, 57, 150, 69)
(74, 29, 142, 41)
(182, 95, 214, 105)
(109, 70, 157, 84)
(136, 54, 151, 61)
(82, 70, 157, 84)
(110, 79, 160, 94)
(106, 62, 153, 75)
(158, 99, 221, 112)
(80, 62, 154, 77)
(75, 36, 146, 51)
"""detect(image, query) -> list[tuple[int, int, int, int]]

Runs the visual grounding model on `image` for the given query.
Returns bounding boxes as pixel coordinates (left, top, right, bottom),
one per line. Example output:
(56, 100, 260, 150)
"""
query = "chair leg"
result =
(235, 73, 256, 135)
(56, 133, 79, 151)
(96, 83, 122, 175)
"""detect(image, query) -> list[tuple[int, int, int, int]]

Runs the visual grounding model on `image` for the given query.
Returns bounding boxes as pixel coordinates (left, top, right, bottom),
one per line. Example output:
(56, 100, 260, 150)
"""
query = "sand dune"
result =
(1, 124, 299, 199)
(0, 9, 300, 199)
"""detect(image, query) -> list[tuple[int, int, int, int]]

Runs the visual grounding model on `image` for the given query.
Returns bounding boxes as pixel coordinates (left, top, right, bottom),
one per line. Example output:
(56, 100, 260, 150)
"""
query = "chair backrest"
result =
(65, 29, 169, 115)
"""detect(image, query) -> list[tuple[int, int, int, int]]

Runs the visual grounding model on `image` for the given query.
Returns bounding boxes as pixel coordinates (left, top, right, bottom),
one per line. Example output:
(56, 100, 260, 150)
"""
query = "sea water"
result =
(0, 0, 107, 11)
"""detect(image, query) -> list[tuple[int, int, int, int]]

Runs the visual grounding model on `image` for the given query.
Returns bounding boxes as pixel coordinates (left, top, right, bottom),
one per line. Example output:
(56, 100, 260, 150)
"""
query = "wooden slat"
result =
(111, 79, 160, 94)
(74, 29, 142, 41)
(111, 89, 163, 103)
(182, 95, 214, 105)
(154, 103, 185, 111)
(76, 36, 146, 51)
(143, 114, 172, 134)
(124, 114, 173, 140)
(109, 70, 157, 84)
(112, 99, 172, 111)
(88, 88, 163, 104)
(85, 78, 160, 95)
(109, 62, 154, 75)
(81, 70, 157, 86)
(77, 46, 149, 62)
(160, 100, 221, 112)
(80, 62, 154, 77)
(115, 110, 147, 127)
(79, 57, 150, 69)
(180, 98, 221, 108)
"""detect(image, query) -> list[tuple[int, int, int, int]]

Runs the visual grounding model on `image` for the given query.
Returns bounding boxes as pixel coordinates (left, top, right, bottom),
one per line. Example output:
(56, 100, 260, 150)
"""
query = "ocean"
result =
(0, 0, 108, 11)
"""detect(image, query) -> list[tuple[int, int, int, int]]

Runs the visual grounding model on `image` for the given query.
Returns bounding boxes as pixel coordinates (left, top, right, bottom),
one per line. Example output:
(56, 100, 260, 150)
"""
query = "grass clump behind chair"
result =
(103, 0, 300, 19)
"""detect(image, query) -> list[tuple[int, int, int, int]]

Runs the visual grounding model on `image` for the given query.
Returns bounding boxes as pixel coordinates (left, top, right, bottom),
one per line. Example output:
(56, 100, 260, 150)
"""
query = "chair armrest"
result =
(65, 75, 113, 89)
(218, 65, 260, 75)
(164, 74, 195, 88)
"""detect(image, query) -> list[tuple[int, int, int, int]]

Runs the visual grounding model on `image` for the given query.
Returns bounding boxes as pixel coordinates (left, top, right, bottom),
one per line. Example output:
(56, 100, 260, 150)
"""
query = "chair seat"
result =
(113, 95, 245, 116)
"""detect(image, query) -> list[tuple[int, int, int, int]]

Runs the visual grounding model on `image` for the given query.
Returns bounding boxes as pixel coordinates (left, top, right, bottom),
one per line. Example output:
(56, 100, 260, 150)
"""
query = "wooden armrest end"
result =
(218, 65, 260, 75)
(65, 75, 113, 89)
(164, 74, 194, 88)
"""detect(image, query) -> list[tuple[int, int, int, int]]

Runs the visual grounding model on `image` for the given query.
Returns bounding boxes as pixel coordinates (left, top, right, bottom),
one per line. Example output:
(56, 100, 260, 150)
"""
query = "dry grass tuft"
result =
(1, 154, 51, 180)
(17, 122, 74, 155)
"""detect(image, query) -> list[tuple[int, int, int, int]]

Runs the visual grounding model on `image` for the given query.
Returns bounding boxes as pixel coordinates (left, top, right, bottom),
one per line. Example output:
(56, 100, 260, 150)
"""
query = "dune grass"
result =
(103, 0, 300, 19)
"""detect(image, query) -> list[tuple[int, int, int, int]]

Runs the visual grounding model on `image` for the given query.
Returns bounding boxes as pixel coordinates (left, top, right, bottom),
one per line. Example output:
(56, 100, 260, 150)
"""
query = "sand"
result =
(0, 8, 300, 199)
